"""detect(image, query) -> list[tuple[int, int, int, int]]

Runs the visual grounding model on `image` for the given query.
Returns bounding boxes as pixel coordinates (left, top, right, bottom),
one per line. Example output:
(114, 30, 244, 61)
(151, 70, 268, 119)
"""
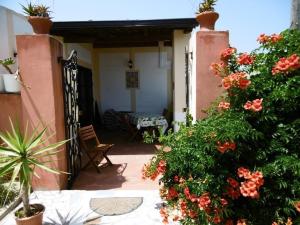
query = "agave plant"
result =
(198, 0, 217, 13)
(44, 208, 101, 225)
(0, 120, 68, 218)
(0, 57, 15, 74)
(21, 2, 51, 17)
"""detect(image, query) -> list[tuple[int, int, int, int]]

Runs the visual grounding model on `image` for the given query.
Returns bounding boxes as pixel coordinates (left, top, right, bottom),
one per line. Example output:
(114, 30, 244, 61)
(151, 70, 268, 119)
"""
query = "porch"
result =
(51, 18, 198, 130)
(49, 19, 198, 190)
(72, 129, 160, 190)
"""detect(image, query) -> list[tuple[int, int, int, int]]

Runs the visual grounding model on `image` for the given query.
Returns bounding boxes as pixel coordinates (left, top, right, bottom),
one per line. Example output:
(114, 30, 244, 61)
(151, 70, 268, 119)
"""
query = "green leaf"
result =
(30, 139, 68, 156)
(27, 159, 61, 175)
(0, 133, 20, 152)
(0, 146, 19, 156)
(25, 127, 46, 151)
(8, 118, 23, 149)
(5, 162, 22, 203)
(0, 159, 18, 177)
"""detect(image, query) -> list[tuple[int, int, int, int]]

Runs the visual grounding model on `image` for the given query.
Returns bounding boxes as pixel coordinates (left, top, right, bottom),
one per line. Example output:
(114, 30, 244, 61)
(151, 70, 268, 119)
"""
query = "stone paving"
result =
(0, 190, 176, 225)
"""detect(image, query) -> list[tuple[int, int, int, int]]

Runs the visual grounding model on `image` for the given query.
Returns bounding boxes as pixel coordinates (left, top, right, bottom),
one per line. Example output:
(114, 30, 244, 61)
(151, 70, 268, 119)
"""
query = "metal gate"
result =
(62, 50, 81, 187)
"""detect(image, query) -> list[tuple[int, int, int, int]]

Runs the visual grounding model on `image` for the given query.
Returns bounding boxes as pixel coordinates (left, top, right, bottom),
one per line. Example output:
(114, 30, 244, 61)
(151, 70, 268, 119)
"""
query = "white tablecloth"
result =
(128, 112, 168, 133)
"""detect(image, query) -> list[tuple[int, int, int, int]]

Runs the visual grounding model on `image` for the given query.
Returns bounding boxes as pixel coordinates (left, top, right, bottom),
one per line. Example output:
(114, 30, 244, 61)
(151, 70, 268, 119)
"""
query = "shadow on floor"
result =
(72, 129, 160, 190)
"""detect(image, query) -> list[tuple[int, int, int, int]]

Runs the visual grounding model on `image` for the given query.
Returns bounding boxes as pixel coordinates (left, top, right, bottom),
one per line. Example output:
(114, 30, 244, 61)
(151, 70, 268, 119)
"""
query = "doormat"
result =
(89, 197, 143, 216)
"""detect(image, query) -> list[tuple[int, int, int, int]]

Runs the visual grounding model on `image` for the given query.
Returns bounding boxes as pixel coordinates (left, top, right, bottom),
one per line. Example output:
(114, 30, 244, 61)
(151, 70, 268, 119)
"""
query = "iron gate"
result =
(62, 50, 81, 187)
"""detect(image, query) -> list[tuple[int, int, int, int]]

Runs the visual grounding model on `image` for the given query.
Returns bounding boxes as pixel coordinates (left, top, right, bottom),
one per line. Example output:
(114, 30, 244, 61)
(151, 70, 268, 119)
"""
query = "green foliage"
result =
(198, 0, 217, 13)
(0, 58, 15, 74)
(145, 29, 300, 225)
(0, 182, 18, 206)
(21, 2, 51, 17)
(0, 120, 68, 217)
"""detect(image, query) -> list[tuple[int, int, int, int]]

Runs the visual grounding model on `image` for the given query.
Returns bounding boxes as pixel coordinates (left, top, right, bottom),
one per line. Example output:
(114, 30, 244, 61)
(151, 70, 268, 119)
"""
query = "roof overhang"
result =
(51, 18, 198, 48)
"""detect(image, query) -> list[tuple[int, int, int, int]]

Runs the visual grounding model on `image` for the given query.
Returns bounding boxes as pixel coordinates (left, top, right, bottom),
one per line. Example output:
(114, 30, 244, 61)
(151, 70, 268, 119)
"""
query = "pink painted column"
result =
(16, 35, 67, 190)
(196, 31, 229, 119)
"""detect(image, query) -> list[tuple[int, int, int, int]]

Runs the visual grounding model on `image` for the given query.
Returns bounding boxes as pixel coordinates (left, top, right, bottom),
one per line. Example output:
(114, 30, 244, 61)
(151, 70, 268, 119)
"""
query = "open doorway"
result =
(78, 65, 94, 127)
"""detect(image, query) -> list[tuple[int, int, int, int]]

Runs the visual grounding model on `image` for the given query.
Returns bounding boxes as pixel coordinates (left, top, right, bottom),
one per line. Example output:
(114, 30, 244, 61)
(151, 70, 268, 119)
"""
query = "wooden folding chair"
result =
(123, 114, 140, 141)
(79, 125, 113, 173)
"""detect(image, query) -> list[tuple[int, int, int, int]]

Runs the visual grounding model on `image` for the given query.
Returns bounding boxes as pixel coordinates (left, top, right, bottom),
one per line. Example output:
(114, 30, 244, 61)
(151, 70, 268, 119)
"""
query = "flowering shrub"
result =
(143, 29, 300, 225)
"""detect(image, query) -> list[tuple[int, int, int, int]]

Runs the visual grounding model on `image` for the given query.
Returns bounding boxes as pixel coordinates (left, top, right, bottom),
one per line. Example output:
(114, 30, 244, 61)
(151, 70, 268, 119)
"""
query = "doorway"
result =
(78, 65, 94, 127)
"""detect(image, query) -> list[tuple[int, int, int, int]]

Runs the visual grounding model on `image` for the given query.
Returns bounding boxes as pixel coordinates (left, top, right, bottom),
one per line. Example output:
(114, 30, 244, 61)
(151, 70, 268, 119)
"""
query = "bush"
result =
(142, 29, 300, 225)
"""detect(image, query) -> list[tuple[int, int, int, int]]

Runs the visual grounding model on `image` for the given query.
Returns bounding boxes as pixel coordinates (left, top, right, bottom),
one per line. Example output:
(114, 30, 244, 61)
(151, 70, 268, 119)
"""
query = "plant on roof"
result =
(21, 2, 51, 17)
(197, 0, 217, 13)
(0, 57, 15, 74)
(143, 29, 300, 225)
(0, 119, 68, 220)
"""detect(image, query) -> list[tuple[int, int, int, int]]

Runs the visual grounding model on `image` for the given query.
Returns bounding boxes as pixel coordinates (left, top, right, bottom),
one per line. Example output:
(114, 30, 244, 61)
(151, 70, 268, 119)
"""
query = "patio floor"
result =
(0, 131, 168, 225)
(72, 129, 160, 190)
(0, 190, 176, 225)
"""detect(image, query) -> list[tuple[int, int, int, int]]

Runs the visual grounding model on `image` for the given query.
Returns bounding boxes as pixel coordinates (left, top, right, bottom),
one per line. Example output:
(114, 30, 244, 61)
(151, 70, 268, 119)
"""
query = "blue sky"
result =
(0, 0, 291, 52)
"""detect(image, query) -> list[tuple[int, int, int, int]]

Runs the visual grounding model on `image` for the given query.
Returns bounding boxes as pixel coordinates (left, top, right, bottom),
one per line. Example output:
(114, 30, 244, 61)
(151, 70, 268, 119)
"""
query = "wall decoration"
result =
(126, 70, 139, 89)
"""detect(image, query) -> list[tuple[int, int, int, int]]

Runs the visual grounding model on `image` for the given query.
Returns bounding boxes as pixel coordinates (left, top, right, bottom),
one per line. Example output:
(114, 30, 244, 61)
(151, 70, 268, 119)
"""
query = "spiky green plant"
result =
(198, 0, 217, 13)
(20, 2, 36, 16)
(0, 58, 15, 74)
(0, 120, 68, 218)
(44, 208, 101, 225)
(20, 2, 50, 17)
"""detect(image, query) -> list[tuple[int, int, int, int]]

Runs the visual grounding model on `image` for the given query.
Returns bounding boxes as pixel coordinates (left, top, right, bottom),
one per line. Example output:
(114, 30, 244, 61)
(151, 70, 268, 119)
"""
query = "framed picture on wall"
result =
(126, 70, 139, 89)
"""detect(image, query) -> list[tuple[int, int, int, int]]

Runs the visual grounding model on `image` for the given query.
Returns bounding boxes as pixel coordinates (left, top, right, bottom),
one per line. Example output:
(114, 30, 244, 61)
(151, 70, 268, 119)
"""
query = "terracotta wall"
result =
(196, 31, 229, 119)
(0, 94, 22, 133)
(16, 35, 67, 190)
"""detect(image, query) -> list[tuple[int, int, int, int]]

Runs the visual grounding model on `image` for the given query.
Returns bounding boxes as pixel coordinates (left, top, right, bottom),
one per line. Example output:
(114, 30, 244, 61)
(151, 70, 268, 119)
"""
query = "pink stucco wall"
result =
(16, 35, 67, 190)
(0, 94, 22, 133)
(196, 31, 229, 119)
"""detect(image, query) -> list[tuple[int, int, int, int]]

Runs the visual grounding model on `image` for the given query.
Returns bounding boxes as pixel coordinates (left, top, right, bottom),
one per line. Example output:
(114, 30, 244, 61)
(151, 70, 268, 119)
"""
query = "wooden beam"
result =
(93, 41, 172, 48)
(63, 31, 172, 43)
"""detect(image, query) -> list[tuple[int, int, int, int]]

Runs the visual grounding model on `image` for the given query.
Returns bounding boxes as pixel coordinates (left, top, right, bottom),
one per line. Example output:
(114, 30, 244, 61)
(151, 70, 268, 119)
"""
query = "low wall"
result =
(0, 94, 22, 133)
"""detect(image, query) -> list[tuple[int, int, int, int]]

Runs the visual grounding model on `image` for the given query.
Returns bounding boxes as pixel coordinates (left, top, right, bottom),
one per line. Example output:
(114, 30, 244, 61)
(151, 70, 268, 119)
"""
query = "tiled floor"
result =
(72, 129, 160, 190)
(72, 143, 160, 190)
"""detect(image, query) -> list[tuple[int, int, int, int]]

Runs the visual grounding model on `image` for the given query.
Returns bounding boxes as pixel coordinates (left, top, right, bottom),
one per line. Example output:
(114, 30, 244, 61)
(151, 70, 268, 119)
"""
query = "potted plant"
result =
(21, 2, 52, 34)
(195, 0, 219, 31)
(0, 120, 68, 225)
(0, 58, 21, 93)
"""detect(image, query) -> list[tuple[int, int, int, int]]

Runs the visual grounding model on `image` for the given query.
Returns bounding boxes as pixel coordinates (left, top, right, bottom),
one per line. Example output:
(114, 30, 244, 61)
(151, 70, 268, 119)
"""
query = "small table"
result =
(128, 112, 168, 134)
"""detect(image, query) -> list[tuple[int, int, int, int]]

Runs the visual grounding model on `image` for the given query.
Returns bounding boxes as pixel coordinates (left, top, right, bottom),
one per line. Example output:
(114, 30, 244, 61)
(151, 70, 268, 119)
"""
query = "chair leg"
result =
(104, 154, 113, 166)
(83, 152, 101, 173)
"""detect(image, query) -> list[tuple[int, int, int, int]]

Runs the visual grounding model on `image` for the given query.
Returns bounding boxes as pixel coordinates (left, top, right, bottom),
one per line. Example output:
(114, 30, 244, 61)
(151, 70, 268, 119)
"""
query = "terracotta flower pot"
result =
(15, 204, 45, 225)
(196, 11, 219, 31)
(28, 16, 53, 34)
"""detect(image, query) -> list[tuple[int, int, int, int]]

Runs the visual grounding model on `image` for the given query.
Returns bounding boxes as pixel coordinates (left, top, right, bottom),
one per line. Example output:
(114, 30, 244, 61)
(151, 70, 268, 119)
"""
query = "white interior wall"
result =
(99, 52, 131, 112)
(98, 48, 172, 114)
(0, 6, 32, 73)
(135, 52, 168, 113)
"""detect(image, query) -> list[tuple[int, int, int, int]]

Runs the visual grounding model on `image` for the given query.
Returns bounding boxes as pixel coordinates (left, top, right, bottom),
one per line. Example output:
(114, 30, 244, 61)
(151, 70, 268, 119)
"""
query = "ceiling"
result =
(51, 18, 198, 48)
